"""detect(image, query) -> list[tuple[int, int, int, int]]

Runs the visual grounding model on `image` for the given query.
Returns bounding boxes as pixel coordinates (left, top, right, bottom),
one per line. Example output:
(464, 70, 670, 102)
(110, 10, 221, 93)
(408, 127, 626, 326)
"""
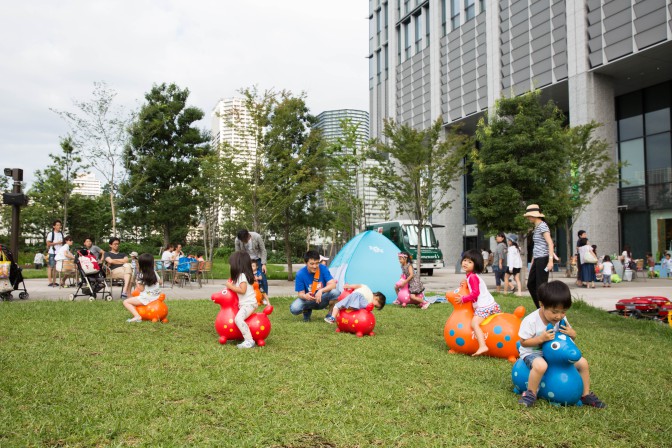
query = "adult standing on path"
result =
(575, 230, 587, 287)
(46, 220, 64, 287)
(492, 232, 508, 293)
(524, 204, 554, 309)
(235, 229, 268, 295)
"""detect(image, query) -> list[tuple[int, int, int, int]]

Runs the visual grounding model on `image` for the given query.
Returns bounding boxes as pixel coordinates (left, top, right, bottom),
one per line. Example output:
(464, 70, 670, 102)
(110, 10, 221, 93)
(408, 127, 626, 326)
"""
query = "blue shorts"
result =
(523, 352, 543, 369)
(48, 254, 56, 268)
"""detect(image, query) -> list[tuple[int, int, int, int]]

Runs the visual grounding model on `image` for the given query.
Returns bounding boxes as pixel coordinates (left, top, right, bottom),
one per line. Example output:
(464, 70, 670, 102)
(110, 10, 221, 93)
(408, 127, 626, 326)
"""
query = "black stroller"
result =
(69, 248, 111, 302)
(0, 244, 28, 301)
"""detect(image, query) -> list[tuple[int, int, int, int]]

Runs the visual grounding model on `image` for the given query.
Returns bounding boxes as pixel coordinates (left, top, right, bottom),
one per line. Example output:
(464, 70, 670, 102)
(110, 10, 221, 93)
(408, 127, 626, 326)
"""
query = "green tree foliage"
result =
(66, 194, 112, 244)
(322, 118, 366, 245)
(52, 135, 85, 231)
(367, 118, 470, 267)
(469, 91, 619, 268)
(264, 93, 328, 280)
(120, 83, 211, 246)
(52, 82, 133, 236)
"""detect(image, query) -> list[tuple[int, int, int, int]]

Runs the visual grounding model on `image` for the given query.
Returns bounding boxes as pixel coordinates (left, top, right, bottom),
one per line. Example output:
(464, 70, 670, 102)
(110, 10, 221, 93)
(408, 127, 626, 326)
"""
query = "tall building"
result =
(369, 0, 672, 265)
(211, 98, 258, 169)
(315, 109, 388, 226)
(72, 173, 101, 197)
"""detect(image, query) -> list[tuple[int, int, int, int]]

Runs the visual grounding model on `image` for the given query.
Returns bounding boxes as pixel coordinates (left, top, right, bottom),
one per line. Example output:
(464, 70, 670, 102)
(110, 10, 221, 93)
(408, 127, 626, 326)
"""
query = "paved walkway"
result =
(8, 268, 670, 311)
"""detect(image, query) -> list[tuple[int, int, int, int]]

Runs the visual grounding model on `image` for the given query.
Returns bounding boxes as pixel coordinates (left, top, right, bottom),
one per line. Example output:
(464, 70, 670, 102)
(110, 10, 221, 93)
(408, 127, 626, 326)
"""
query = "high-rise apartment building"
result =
(315, 109, 388, 226)
(211, 97, 257, 168)
(72, 173, 102, 197)
(369, 0, 672, 265)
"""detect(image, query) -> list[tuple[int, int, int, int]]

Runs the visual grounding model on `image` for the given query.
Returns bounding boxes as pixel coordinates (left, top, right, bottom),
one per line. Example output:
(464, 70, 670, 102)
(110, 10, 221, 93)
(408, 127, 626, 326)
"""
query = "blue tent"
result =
(329, 230, 402, 304)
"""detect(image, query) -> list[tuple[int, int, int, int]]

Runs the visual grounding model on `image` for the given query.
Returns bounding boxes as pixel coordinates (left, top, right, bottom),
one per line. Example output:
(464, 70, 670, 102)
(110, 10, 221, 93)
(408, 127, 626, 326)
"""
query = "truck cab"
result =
(366, 220, 444, 276)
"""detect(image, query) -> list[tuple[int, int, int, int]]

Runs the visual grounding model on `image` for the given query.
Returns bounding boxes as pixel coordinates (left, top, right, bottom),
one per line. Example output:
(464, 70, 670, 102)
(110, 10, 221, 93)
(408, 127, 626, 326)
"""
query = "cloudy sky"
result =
(0, 1, 370, 187)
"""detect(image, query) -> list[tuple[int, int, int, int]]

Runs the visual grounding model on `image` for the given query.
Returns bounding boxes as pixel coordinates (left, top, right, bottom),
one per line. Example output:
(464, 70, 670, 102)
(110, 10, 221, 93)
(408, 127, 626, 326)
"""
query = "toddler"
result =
(325, 284, 385, 324)
(517, 281, 606, 408)
(395, 252, 429, 309)
(123, 253, 161, 323)
(459, 249, 502, 357)
(251, 259, 269, 305)
(227, 251, 258, 349)
(600, 255, 613, 287)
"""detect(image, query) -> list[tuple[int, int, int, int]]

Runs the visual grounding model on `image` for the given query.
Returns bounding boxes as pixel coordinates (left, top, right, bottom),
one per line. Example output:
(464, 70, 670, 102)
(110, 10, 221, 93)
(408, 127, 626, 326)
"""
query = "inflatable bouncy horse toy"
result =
(212, 288, 273, 346)
(444, 281, 525, 362)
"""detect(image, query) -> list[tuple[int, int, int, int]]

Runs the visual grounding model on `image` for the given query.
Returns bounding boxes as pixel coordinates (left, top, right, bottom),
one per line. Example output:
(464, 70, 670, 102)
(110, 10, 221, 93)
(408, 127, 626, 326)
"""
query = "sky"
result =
(0, 0, 370, 187)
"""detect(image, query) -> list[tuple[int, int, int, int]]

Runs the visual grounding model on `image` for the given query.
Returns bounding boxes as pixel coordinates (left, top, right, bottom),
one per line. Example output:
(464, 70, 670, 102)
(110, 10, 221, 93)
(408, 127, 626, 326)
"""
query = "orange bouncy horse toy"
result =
(443, 281, 525, 362)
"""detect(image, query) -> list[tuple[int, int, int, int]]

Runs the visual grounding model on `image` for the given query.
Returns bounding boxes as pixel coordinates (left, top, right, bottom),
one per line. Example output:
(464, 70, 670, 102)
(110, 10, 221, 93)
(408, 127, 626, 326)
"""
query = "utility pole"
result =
(2, 168, 28, 257)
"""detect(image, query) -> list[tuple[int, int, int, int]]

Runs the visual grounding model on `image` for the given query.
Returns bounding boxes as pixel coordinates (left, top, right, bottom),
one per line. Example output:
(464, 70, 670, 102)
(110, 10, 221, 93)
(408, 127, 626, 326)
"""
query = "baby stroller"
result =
(69, 248, 112, 302)
(0, 243, 29, 301)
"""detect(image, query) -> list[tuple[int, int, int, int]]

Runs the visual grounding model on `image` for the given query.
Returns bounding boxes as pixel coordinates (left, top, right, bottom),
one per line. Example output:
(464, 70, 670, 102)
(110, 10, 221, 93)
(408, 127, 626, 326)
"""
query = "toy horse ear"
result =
(559, 318, 567, 328)
(546, 323, 554, 331)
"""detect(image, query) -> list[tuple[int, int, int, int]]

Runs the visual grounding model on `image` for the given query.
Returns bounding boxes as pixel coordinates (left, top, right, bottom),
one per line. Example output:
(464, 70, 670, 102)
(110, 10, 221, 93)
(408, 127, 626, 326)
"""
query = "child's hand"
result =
(456, 296, 464, 304)
(226, 279, 234, 288)
(540, 328, 555, 342)
(559, 323, 576, 339)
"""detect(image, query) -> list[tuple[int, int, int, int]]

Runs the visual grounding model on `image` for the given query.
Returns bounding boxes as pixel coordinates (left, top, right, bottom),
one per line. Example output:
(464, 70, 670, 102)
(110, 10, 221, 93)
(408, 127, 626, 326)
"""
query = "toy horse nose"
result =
(567, 348, 581, 363)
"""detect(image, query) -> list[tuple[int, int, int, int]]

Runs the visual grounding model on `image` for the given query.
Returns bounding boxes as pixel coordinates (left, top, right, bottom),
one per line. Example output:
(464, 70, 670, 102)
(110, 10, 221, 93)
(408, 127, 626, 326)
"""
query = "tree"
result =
(22, 166, 68, 242)
(52, 135, 85, 231)
(263, 93, 329, 280)
(52, 82, 134, 236)
(468, 90, 617, 279)
(120, 83, 211, 246)
(559, 122, 620, 270)
(367, 118, 470, 269)
(200, 142, 249, 261)
(66, 193, 112, 243)
(322, 118, 366, 246)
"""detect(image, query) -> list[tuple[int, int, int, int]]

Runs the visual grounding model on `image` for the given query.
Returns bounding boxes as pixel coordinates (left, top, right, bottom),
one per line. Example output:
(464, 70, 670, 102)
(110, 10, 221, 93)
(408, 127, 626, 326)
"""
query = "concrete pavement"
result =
(8, 268, 671, 311)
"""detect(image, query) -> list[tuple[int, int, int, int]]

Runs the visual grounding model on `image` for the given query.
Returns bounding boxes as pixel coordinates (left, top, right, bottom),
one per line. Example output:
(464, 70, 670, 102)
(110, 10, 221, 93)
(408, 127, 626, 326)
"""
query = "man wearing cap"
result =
(524, 204, 554, 309)
(235, 229, 269, 296)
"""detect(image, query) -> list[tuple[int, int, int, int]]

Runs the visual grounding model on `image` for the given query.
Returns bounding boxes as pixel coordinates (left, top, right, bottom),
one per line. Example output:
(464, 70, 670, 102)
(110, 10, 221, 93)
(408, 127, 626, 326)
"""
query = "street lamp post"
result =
(2, 168, 28, 257)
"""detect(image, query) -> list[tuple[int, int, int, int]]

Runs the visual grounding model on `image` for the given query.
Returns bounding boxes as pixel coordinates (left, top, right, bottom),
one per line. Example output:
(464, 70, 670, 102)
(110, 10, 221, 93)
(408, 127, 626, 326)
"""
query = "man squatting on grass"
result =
(517, 281, 606, 408)
(290, 250, 340, 322)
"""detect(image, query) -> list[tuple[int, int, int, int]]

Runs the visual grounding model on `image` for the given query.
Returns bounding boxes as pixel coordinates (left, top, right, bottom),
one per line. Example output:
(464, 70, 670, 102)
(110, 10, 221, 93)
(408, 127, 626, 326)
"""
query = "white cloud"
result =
(0, 0, 370, 186)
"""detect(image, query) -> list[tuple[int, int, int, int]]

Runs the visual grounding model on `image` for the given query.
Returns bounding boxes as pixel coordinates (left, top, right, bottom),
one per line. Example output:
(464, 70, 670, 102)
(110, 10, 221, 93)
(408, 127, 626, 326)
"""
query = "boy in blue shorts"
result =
(517, 281, 606, 408)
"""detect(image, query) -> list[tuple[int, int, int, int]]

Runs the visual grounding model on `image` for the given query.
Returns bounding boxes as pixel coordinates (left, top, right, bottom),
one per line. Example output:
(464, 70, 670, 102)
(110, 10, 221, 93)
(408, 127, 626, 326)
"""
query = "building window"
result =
(404, 0, 410, 14)
(384, 45, 389, 79)
(465, 0, 475, 21)
(479, 0, 485, 14)
(397, 25, 402, 60)
(441, 0, 447, 35)
(425, 6, 430, 47)
(451, 0, 460, 30)
(376, 10, 381, 46)
(404, 21, 411, 59)
(415, 14, 422, 53)
(376, 50, 381, 83)
(384, 3, 388, 42)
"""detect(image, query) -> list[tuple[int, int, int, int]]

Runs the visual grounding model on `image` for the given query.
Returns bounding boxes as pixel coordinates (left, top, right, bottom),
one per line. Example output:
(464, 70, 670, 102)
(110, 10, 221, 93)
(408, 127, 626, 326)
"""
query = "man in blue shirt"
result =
(290, 250, 340, 322)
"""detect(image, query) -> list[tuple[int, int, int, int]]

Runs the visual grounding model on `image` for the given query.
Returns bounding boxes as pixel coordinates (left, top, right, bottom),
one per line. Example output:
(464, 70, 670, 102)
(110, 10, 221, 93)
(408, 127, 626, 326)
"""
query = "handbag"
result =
(583, 250, 598, 264)
(0, 252, 11, 279)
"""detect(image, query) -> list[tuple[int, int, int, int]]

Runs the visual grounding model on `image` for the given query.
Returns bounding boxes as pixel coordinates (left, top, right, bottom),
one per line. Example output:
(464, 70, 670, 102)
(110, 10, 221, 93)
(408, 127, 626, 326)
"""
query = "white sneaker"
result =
(237, 340, 256, 349)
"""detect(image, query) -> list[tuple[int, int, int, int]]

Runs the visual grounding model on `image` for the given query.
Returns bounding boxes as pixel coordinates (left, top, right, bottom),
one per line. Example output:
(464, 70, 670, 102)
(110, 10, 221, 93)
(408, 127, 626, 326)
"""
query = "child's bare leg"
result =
(515, 273, 522, 294)
(471, 316, 488, 356)
(409, 294, 424, 305)
(575, 357, 591, 396)
(123, 297, 143, 319)
(527, 357, 548, 393)
(504, 274, 510, 294)
(331, 306, 340, 321)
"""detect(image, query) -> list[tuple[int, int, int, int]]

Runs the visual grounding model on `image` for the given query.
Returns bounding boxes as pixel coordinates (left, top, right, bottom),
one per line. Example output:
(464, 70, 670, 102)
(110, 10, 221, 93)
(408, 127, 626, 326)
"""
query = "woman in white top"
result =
(161, 244, 174, 269)
(621, 244, 633, 269)
(55, 235, 75, 287)
(504, 235, 523, 296)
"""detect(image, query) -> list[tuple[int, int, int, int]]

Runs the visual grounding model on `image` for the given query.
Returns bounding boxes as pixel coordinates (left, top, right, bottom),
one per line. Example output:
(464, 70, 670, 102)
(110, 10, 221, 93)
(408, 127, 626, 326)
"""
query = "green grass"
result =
(1, 296, 671, 447)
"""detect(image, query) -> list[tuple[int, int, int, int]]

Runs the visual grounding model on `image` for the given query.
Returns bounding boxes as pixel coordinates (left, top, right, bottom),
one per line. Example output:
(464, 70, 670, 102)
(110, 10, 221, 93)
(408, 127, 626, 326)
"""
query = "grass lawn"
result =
(1, 295, 671, 447)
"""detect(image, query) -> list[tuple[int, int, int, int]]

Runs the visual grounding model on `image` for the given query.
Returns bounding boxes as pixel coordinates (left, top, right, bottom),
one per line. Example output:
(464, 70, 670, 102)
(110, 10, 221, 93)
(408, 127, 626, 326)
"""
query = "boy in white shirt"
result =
(517, 281, 606, 409)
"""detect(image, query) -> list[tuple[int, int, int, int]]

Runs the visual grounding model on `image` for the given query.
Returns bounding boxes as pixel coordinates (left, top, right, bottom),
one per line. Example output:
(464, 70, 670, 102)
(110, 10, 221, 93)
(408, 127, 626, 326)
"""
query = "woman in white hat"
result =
(524, 204, 554, 309)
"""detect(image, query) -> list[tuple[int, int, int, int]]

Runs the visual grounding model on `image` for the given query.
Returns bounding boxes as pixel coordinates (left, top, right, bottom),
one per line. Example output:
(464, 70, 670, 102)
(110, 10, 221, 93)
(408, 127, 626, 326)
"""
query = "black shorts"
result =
(508, 268, 521, 275)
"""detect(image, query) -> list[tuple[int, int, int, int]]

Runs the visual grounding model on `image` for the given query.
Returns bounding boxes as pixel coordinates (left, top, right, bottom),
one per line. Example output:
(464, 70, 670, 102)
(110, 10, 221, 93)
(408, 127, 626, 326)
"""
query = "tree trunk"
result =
(284, 220, 293, 281)
(416, 219, 423, 277)
(163, 227, 170, 249)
